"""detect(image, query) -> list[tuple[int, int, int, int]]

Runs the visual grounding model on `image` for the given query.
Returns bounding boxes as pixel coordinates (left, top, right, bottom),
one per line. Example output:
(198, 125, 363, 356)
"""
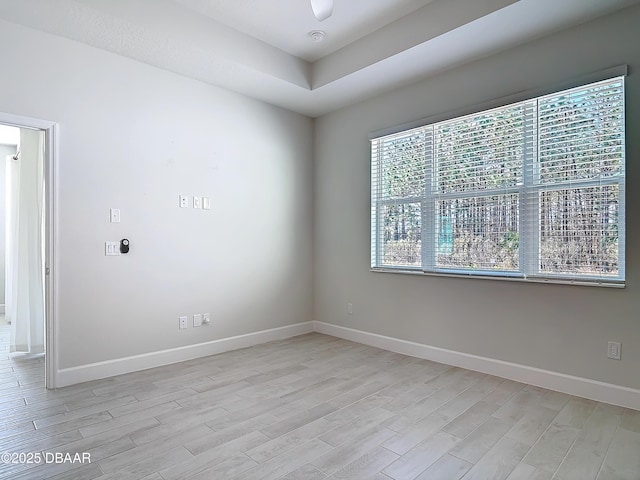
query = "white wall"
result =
(0, 20, 314, 371)
(0, 143, 14, 307)
(315, 5, 640, 390)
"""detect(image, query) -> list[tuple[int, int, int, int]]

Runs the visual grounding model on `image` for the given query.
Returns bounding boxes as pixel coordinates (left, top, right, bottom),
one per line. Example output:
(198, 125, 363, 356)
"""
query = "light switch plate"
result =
(105, 241, 120, 256)
(110, 208, 121, 223)
(193, 314, 202, 327)
(202, 197, 211, 210)
(193, 196, 201, 209)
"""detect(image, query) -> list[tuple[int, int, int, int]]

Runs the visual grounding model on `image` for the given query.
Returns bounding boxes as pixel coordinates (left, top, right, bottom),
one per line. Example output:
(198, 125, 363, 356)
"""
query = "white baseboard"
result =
(54, 319, 640, 410)
(55, 322, 313, 388)
(313, 321, 640, 411)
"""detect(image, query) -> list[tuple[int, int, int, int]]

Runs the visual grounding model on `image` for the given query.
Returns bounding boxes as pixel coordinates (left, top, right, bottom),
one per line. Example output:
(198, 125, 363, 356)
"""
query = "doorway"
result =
(0, 112, 57, 389)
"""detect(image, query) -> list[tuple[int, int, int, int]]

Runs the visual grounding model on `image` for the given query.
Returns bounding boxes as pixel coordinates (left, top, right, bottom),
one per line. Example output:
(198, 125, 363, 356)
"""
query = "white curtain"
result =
(6, 128, 45, 354)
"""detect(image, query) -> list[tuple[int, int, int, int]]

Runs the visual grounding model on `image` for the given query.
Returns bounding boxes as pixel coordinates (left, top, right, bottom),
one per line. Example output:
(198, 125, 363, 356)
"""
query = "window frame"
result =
(370, 66, 627, 287)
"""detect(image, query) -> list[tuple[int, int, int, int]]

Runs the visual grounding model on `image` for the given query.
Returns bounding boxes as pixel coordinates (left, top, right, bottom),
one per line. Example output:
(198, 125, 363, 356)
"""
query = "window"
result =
(371, 76, 625, 286)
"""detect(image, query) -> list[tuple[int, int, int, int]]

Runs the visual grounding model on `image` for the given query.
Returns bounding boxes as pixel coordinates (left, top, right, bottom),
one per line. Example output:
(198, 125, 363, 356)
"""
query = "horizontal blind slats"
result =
(371, 76, 625, 282)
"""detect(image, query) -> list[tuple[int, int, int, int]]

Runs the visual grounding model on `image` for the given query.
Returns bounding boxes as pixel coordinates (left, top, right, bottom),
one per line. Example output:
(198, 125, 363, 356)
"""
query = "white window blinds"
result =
(371, 76, 625, 286)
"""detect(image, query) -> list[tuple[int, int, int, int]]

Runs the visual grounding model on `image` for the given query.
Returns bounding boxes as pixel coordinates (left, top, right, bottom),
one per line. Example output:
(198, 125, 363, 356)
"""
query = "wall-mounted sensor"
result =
(120, 238, 130, 254)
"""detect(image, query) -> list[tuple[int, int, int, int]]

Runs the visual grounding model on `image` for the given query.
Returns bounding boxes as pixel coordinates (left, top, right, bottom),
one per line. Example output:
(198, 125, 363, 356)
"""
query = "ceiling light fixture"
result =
(310, 0, 333, 21)
(309, 30, 326, 42)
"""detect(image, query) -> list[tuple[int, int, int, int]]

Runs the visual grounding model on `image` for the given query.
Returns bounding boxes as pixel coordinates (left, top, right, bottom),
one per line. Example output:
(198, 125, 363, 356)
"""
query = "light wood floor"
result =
(1, 325, 639, 480)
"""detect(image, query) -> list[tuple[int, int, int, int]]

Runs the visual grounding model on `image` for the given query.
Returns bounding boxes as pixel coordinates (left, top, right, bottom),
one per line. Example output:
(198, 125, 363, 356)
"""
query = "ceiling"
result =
(0, 0, 638, 117)
(171, 0, 436, 62)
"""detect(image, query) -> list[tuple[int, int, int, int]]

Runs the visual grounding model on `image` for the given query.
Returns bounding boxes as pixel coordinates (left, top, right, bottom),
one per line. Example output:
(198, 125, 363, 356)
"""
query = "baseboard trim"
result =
(55, 322, 313, 388)
(313, 321, 640, 411)
(54, 319, 640, 410)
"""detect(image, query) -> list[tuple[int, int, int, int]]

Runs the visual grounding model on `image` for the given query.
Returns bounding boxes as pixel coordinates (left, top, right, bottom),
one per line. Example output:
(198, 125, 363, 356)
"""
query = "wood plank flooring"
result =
(1, 325, 639, 479)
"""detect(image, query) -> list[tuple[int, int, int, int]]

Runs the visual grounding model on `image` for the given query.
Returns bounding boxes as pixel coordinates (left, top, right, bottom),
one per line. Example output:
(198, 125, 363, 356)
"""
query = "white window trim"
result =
(369, 65, 627, 141)
(370, 66, 627, 288)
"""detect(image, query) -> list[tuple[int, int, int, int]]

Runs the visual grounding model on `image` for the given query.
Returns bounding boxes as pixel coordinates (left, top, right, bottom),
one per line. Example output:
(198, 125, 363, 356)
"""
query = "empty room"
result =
(1, 0, 639, 479)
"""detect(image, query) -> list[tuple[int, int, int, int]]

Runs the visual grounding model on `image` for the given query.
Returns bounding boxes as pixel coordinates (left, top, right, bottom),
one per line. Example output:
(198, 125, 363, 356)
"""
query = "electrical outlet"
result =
(203, 313, 211, 326)
(179, 195, 189, 208)
(607, 341, 621, 360)
(347, 302, 353, 315)
(193, 313, 202, 327)
(179, 316, 188, 330)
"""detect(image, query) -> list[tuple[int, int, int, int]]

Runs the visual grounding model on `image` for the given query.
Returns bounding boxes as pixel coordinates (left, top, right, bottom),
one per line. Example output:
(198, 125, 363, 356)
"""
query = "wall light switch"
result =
(105, 241, 120, 256)
(179, 195, 189, 208)
(202, 197, 211, 210)
(203, 313, 210, 325)
(193, 196, 201, 209)
(110, 208, 121, 223)
(193, 313, 203, 327)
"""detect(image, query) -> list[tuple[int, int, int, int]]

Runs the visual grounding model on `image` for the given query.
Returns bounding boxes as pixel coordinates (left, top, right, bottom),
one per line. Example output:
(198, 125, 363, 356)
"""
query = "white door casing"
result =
(0, 111, 57, 389)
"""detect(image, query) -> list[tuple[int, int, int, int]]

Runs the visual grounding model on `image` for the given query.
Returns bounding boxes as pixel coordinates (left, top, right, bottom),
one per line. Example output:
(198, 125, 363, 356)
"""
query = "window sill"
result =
(370, 267, 625, 288)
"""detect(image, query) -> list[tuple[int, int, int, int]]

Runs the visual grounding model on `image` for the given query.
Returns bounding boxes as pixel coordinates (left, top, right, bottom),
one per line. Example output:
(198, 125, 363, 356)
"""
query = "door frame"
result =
(0, 111, 58, 389)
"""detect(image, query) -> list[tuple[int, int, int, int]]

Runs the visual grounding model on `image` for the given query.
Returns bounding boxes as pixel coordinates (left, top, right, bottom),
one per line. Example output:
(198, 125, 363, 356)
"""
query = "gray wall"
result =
(0, 19, 314, 369)
(0, 143, 14, 307)
(314, 5, 640, 390)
